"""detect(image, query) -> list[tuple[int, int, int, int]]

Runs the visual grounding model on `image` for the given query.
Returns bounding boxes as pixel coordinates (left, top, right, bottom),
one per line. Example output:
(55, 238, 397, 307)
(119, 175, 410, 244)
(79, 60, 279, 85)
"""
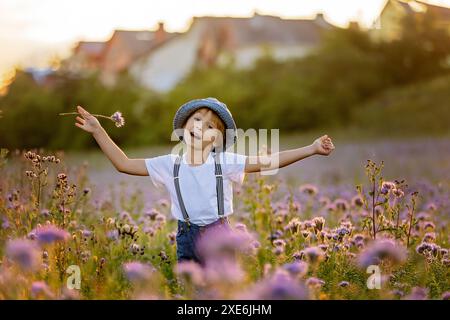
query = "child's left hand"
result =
(312, 135, 335, 156)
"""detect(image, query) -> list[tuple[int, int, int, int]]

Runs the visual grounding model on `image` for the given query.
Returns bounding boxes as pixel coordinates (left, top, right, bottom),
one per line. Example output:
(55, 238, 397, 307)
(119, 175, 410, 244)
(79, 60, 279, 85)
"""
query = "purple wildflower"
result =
(32, 224, 69, 245)
(282, 261, 308, 277)
(405, 287, 428, 300)
(167, 231, 176, 245)
(312, 217, 325, 232)
(319, 196, 330, 207)
(380, 181, 395, 195)
(351, 195, 364, 208)
(196, 225, 254, 260)
(423, 221, 435, 230)
(292, 251, 304, 260)
(123, 261, 154, 282)
(299, 184, 318, 196)
(334, 198, 349, 211)
(303, 220, 315, 229)
(416, 212, 430, 221)
(31, 281, 54, 299)
(273, 246, 285, 256)
(158, 199, 169, 207)
(144, 209, 159, 220)
(239, 271, 309, 300)
(285, 218, 302, 234)
(143, 226, 155, 236)
(304, 246, 325, 264)
(107, 229, 119, 241)
(305, 277, 325, 289)
(423, 232, 436, 243)
(391, 289, 404, 298)
(204, 259, 245, 284)
(119, 211, 132, 221)
(353, 234, 366, 243)
(392, 188, 404, 198)
(81, 229, 92, 238)
(155, 213, 166, 223)
(357, 239, 407, 268)
(234, 223, 248, 233)
(111, 111, 125, 128)
(175, 261, 204, 285)
(40, 209, 51, 218)
(1, 217, 10, 229)
(273, 239, 286, 247)
(6, 239, 40, 271)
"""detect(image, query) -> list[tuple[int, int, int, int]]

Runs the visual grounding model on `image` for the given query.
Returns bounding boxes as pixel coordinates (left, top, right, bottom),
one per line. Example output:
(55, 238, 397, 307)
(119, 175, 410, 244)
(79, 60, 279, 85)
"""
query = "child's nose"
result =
(194, 122, 202, 130)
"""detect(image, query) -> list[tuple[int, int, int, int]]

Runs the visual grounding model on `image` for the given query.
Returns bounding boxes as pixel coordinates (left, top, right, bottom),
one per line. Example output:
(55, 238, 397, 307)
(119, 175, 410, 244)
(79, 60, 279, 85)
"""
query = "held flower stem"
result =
(59, 112, 111, 119)
(59, 111, 125, 128)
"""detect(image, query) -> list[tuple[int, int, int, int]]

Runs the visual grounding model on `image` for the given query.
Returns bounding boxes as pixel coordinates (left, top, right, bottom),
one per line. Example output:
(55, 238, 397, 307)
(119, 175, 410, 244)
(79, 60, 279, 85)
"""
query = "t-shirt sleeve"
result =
(144, 154, 173, 189)
(222, 152, 248, 185)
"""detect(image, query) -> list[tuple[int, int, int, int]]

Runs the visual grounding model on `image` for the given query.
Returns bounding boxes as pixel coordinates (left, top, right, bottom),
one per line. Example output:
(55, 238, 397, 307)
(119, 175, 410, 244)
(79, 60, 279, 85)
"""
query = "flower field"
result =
(0, 142, 449, 300)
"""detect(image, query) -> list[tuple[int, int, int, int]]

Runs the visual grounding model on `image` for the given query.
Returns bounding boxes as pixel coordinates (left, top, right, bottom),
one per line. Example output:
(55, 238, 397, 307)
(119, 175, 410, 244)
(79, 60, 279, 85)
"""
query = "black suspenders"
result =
(173, 149, 225, 227)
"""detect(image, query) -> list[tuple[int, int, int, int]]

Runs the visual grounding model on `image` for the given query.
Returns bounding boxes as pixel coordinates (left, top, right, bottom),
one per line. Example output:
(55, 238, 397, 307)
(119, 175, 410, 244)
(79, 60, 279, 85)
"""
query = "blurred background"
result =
(0, 0, 449, 188)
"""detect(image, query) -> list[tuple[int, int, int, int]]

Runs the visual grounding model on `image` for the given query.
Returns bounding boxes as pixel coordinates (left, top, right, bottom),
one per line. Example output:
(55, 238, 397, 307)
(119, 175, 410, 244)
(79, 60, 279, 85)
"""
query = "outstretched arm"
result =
(244, 135, 335, 173)
(75, 106, 148, 176)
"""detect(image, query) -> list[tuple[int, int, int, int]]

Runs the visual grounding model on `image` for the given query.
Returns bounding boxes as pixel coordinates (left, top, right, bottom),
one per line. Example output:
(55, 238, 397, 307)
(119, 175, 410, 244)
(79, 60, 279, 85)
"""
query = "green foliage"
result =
(0, 12, 449, 150)
(351, 74, 450, 136)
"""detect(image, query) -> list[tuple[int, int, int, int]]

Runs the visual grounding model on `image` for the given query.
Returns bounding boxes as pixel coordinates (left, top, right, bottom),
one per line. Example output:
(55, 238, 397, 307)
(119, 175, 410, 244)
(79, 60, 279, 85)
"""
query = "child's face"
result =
(182, 108, 225, 151)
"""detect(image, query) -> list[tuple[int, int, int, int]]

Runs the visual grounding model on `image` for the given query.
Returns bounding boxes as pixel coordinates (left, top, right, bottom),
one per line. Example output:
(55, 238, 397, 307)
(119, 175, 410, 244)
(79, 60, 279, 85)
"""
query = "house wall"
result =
(132, 30, 315, 92)
(101, 35, 134, 86)
(130, 22, 204, 93)
(221, 44, 314, 69)
(372, 0, 450, 42)
(372, 0, 406, 41)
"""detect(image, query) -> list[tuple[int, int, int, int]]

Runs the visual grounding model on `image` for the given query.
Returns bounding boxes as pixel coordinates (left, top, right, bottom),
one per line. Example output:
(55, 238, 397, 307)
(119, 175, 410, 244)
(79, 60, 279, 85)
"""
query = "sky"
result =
(1, 0, 450, 83)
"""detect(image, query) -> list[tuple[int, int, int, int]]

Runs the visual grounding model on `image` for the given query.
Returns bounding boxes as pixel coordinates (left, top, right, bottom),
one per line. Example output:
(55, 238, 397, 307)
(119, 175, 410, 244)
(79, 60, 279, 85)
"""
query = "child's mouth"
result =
(190, 131, 202, 140)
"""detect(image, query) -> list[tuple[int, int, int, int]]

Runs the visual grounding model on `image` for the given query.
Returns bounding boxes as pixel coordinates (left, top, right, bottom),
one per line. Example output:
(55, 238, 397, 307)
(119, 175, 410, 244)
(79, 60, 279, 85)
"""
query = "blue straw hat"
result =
(173, 97, 237, 150)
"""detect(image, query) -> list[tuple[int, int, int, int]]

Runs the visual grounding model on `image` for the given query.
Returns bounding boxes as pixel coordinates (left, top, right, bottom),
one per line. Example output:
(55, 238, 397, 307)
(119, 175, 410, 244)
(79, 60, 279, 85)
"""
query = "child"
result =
(74, 97, 335, 263)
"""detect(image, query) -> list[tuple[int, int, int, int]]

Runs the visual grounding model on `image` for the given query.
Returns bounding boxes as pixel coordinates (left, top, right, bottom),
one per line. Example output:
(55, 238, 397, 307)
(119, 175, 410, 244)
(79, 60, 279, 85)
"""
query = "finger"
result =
(77, 105, 88, 113)
(77, 106, 91, 118)
(77, 105, 85, 114)
(76, 116, 85, 124)
(75, 122, 84, 129)
(77, 106, 87, 118)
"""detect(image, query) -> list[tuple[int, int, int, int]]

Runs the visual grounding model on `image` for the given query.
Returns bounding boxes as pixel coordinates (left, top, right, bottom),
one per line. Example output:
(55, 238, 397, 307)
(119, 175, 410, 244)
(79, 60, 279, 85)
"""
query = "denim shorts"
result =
(176, 217, 230, 263)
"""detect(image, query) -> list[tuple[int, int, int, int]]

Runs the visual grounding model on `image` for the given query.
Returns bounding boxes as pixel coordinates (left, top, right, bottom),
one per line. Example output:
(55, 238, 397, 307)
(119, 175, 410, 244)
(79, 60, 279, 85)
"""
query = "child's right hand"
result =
(75, 105, 102, 134)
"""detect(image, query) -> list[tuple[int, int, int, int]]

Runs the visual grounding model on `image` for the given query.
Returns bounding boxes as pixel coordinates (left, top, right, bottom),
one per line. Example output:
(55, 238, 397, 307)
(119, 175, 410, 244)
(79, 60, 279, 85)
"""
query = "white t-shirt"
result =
(145, 151, 247, 226)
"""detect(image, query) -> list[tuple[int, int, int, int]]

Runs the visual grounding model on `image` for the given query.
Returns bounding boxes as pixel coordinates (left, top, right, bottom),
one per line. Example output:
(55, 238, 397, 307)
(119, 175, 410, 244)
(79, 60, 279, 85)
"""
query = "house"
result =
(100, 22, 179, 86)
(62, 22, 178, 85)
(130, 12, 334, 93)
(62, 41, 106, 74)
(372, 0, 450, 41)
